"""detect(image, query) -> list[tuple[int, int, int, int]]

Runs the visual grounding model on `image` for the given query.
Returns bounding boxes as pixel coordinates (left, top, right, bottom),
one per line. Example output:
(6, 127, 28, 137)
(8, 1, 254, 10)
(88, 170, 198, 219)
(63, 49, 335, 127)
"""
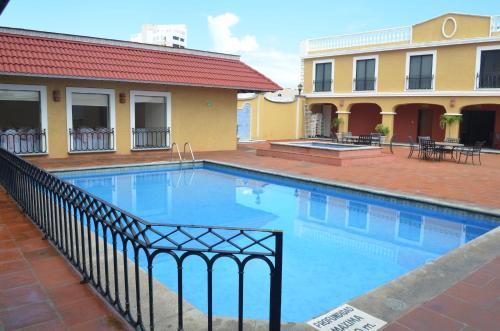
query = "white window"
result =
(0, 84, 48, 154)
(353, 55, 378, 92)
(66, 87, 116, 152)
(405, 50, 437, 90)
(312, 59, 334, 93)
(130, 91, 171, 150)
(475, 45, 500, 89)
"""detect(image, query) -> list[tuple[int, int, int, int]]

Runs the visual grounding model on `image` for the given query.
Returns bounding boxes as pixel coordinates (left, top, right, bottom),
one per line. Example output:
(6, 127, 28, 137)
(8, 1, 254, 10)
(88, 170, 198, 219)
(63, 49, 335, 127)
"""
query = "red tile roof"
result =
(0, 29, 281, 91)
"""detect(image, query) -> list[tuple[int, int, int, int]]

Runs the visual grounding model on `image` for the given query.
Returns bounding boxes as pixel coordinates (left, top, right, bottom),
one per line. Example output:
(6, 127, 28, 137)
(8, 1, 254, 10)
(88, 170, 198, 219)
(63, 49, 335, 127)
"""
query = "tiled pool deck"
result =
(1, 143, 499, 330)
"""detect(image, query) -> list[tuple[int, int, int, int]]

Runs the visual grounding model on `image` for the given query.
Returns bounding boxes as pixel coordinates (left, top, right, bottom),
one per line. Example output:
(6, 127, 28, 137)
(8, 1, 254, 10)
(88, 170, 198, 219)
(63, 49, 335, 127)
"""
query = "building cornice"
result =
(302, 36, 500, 59)
(304, 90, 500, 98)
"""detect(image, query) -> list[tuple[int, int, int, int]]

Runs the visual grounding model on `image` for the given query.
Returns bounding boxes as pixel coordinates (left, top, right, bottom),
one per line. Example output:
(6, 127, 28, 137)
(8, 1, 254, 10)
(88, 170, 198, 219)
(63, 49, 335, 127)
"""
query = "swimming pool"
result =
(56, 163, 498, 322)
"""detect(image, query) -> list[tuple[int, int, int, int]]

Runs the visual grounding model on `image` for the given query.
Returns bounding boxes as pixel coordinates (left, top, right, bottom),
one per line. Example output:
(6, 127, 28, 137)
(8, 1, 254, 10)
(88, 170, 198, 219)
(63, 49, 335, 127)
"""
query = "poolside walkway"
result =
(0, 189, 131, 331)
(8, 142, 500, 330)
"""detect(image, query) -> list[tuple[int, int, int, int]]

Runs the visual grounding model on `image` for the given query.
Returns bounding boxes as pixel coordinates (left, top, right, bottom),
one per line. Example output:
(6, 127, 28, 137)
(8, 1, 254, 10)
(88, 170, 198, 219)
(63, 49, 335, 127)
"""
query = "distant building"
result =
(131, 24, 187, 48)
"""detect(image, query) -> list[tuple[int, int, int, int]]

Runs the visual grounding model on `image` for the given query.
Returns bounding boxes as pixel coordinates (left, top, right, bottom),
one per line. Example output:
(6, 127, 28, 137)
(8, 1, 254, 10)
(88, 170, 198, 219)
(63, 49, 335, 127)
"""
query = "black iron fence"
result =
(353, 77, 376, 91)
(477, 72, 500, 89)
(0, 129, 47, 155)
(132, 127, 170, 149)
(0, 148, 283, 331)
(69, 128, 115, 152)
(406, 75, 434, 90)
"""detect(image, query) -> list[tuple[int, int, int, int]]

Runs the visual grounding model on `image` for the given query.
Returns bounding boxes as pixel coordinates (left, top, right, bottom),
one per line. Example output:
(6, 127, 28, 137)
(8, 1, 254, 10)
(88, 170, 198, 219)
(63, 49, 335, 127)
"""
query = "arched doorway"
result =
(237, 103, 251, 141)
(460, 104, 500, 148)
(348, 103, 381, 135)
(307, 103, 337, 138)
(394, 103, 446, 141)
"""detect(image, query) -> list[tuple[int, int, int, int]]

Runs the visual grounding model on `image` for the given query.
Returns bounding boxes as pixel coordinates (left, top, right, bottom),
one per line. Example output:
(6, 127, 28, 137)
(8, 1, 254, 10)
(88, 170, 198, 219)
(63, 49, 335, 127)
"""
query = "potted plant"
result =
(374, 123, 390, 143)
(439, 114, 462, 137)
(331, 117, 344, 141)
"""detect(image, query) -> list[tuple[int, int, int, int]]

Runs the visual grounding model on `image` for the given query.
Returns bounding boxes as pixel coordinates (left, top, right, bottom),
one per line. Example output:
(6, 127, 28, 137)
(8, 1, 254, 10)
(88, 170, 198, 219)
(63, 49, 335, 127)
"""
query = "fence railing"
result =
(132, 127, 170, 149)
(477, 72, 500, 89)
(69, 128, 115, 152)
(0, 129, 47, 155)
(0, 148, 283, 331)
(406, 75, 434, 90)
(353, 78, 376, 91)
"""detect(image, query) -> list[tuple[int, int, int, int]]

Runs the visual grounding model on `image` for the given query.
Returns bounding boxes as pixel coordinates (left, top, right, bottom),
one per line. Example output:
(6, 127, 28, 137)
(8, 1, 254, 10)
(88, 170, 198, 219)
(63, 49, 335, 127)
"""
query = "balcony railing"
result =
(313, 79, 333, 92)
(0, 148, 284, 331)
(69, 128, 115, 152)
(406, 75, 434, 90)
(477, 72, 500, 89)
(0, 129, 47, 154)
(132, 127, 170, 149)
(302, 26, 411, 54)
(353, 78, 376, 91)
(492, 16, 500, 33)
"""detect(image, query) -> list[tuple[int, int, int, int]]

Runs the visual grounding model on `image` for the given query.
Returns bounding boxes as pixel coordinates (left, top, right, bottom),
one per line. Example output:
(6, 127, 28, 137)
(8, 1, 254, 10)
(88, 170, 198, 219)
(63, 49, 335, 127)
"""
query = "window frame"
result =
(405, 50, 437, 91)
(352, 55, 379, 92)
(0, 83, 49, 154)
(65, 87, 116, 153)
(475, 44, 500, 90)
(129, 90, 172, 150)
(312, 59, 334, 93)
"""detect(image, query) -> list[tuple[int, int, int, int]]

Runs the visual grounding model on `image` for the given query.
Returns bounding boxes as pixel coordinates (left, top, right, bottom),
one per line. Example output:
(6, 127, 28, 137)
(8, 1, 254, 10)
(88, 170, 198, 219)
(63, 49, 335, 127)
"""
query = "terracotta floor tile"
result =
(0, 260, 31, 276)
(424, 294, 500, 331)
(462, 268, 496, 287)
(0, 284, 48, 310)
(0, 270, 37, 290)
(16, 238, 51, 253)
(47, 282, 95, 309)
(58, 297, 110, 326)
(382, 322, 413, 331)
(34, 265, 81, 289)
(0, 248, 24, 262)
(23, 246, 60, 262)
(0, 302, 59, 330)
(444, 281, 498, 308)
(0, 240, 16, 249)
(68, 315, 131, 331)
(397, 307, 465, 331)
(14, 319, 66, 331)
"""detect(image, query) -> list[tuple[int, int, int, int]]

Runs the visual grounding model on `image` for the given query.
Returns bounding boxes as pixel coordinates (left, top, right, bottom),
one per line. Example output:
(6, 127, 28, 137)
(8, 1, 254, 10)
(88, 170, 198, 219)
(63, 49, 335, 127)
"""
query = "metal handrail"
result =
(183, 142, 195, 162)
(170, 142, 182, 162)
(0, 147, 283, 331)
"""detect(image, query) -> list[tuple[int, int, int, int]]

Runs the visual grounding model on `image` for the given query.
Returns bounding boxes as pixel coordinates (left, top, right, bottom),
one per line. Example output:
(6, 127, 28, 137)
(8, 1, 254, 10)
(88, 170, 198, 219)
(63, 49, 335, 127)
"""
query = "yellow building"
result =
(301, 13, 500, 148)
(0, 27, 279, 158)
(237, 89, 305, 141)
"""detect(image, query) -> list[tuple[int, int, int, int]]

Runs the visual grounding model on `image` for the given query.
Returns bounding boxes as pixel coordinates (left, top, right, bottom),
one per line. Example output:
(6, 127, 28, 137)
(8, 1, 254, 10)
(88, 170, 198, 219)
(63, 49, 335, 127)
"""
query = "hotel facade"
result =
(301, 13, 500, 148)
(0, 27, 279, 158)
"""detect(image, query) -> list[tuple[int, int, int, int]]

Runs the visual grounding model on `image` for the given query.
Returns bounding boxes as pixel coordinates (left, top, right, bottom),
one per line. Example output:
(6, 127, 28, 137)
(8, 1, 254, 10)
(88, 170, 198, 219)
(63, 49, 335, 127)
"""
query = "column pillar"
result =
(444, 112, 462, 139)
(336, 111, 350, 133)
(380, 112, 396, 140)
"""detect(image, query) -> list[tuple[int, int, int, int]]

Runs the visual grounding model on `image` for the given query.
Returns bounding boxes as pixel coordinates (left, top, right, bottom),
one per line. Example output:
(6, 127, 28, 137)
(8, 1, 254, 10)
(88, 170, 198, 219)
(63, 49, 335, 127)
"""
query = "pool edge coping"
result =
(45, 158, 500, 329)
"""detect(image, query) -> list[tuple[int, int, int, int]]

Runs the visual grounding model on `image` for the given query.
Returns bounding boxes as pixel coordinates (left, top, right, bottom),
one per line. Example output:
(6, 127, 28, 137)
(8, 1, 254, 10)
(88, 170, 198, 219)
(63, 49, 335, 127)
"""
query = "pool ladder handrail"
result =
(170, 142, 183, 162)
(183, 142, 195, 162)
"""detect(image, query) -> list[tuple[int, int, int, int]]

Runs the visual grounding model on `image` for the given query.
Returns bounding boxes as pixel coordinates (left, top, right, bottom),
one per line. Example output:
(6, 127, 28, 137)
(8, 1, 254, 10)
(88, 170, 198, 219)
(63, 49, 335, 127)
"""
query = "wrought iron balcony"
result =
(353, 77, 377, 91)
(477, 72, 500, 89)
(69, 128, 115, 152)
(313, 79, 333, 92)
(406, 75, 434, 90)
(132, 127, 170, 149)
(0, 129, 47, 154)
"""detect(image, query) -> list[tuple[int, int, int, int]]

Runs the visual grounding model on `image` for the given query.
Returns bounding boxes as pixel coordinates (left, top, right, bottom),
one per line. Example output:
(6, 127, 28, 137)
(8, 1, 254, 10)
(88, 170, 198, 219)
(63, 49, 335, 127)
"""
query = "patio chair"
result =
(407, 136, 420, 158)
(442, 137, 460, 159)
(457, 141, 485, 165)
(420, 139, 443, 161)
(342, 132, 353, 143)
(418, 136, 431, 143)
(370, 133, 381, 146)
(357, 135, 372, 145)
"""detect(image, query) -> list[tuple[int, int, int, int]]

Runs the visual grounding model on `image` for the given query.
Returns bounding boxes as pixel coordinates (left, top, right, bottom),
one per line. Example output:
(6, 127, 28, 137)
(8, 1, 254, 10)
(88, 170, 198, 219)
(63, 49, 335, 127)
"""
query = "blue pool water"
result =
(57, 164, 497, 322)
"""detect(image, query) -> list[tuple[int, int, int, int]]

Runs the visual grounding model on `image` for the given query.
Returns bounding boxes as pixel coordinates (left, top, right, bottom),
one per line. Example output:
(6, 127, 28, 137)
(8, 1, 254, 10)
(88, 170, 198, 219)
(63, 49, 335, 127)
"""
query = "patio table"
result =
(435, 142, 464, 160)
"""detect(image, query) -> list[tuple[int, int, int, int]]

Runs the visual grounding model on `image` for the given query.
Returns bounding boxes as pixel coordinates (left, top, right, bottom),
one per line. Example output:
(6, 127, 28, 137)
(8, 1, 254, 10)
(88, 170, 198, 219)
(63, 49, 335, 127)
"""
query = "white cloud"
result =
(207, 13, 258, 53)
(207, 13, 299, 88)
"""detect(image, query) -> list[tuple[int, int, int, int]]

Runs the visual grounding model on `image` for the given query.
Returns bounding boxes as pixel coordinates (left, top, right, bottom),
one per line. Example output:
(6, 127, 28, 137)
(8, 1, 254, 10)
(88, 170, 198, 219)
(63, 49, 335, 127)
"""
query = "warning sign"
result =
(307, 304, 387, 331)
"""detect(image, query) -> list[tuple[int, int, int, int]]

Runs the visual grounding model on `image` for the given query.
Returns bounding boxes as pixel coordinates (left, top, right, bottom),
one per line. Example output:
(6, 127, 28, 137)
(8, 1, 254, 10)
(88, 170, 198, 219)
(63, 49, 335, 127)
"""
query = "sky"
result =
(1, 0, 500, 88)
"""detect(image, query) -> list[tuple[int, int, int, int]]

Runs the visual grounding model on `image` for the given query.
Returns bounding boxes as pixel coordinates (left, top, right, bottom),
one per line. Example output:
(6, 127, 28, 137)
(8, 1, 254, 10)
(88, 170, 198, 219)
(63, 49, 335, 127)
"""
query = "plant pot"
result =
(379, 136, 386, 144)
